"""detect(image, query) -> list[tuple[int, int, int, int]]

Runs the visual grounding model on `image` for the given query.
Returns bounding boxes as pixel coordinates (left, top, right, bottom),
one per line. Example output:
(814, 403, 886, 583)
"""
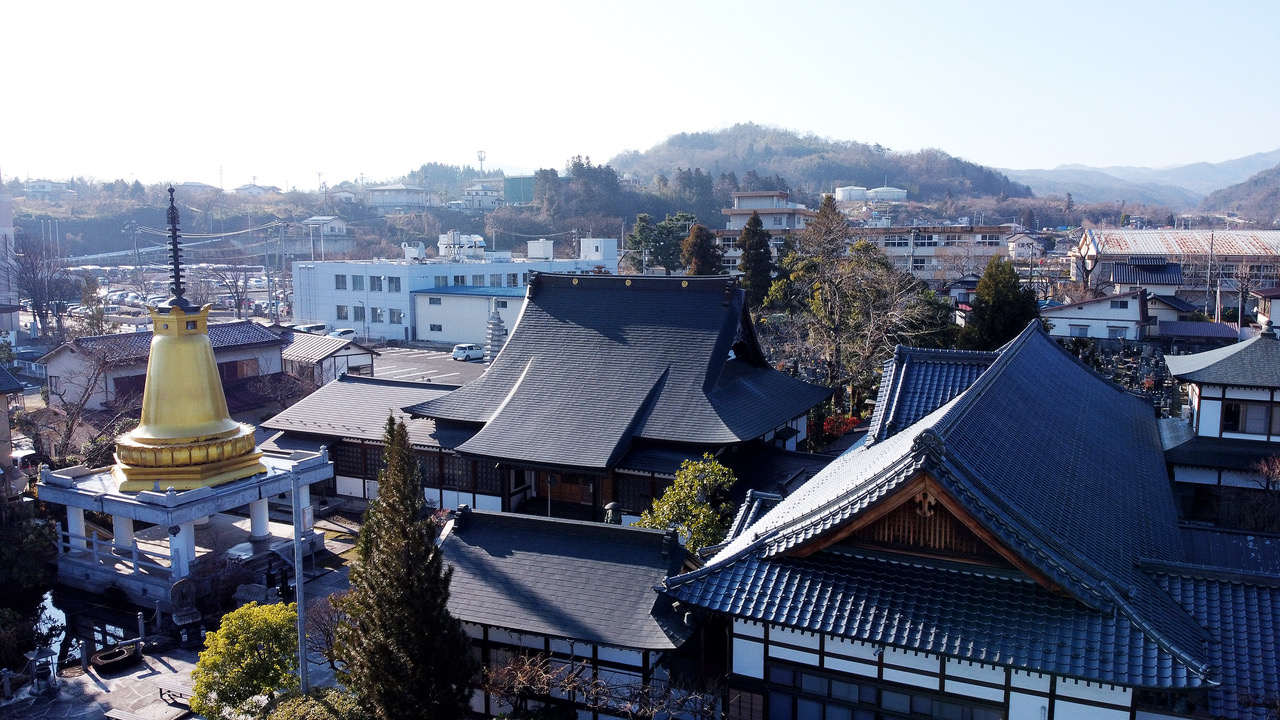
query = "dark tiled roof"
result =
(615, 445, 707, 476)
(1155, 570, 1280, 720)
(1251, 287, 1280, 300)
(1110, 261, 1184, 285)
(673, 548, 1205, 687)
(261, 375, 471, 449)
(1165, 435, 1275, 472)
(718, 442, 834, 501)
(726, 490, 782, 542)
(865, 346, 998, 444)
(406, 275, 831, 470)
(1153, 294, 1198, 313)
(1165, 331, 1280, 386)
(1180, 526, 1280, 576)
(666, 324, 1215, 688)
(0, 366, 23, 395)
(279, 331, 377, 363)
(439, 510, 692, 650)
(46, 320, 284, 365)
(1160, 321, 1241, 340)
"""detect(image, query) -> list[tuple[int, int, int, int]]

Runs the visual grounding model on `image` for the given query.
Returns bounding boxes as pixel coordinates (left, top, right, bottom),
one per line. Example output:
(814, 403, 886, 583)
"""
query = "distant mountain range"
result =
(1001, 149, 1280, 209)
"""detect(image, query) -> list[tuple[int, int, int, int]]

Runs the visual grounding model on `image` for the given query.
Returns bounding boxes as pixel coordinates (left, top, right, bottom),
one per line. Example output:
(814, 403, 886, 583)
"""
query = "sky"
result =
(4, 0, 1279, 191)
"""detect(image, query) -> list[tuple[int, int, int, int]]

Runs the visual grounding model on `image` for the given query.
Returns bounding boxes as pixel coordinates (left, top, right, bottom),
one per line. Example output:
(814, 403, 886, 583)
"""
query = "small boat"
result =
(90, 643, 141, 673)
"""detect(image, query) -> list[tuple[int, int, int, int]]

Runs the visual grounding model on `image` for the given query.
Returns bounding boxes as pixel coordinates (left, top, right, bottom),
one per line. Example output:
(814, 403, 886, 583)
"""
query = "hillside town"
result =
(0, 143, 1277, 720)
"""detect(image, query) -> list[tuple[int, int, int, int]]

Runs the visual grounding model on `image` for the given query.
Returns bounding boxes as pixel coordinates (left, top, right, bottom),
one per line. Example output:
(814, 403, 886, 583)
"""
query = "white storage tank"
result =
(835, 186, 867, 202)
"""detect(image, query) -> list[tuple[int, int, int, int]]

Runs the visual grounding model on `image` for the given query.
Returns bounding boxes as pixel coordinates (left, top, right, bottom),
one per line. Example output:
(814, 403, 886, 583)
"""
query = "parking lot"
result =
(372, 346, 489, 386)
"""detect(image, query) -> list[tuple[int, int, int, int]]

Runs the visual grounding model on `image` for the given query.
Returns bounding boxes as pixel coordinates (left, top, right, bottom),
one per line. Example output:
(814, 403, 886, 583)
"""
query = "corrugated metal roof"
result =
(280, 331, 375, 363)
(45, 320, 283, 364)
(1086, 229, 1280, 258)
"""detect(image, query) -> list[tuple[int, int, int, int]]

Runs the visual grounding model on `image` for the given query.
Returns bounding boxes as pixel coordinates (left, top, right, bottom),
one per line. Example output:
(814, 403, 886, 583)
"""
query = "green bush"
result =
(268, 687, 370, 720)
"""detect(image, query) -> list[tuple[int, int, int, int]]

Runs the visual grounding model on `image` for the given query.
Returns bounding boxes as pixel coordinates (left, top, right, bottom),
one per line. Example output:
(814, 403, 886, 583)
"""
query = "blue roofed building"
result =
(662, 324, 1279, 720)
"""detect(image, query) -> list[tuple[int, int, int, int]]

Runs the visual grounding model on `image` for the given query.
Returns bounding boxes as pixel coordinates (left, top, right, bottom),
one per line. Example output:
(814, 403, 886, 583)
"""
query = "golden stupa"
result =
(112, 189, 265, 492)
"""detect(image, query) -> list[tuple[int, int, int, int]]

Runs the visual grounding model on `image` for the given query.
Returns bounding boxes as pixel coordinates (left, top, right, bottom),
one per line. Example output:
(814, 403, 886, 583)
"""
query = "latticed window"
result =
(443, 454, 471, 488)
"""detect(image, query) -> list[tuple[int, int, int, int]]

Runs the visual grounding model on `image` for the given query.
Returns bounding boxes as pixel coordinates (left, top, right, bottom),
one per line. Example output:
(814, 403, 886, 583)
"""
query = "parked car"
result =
(327, 328, 356, 340)
(294, 323, 327, 334)
(452, 343, 484, 361)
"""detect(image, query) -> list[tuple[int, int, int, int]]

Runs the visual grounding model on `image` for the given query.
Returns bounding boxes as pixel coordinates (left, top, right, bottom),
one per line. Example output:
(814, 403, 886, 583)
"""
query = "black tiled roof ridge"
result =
(1103, 578, 1218, 683)
(532, 272, 739, 295)
(890, 344, 1001, 364)
(459, 507, 677, 538)
(1141, 559, 1280, 588)
(325, 374, 461, 391)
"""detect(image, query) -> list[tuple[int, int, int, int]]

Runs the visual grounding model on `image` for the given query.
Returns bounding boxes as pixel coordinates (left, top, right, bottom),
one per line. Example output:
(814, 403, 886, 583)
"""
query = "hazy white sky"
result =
(4, 0, 1278, 191)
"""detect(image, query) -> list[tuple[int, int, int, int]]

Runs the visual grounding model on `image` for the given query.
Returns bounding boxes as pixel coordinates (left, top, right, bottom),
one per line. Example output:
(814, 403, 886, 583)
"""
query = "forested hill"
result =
(1199, 162, 1280, 223)
(608, 123, 1033, 201)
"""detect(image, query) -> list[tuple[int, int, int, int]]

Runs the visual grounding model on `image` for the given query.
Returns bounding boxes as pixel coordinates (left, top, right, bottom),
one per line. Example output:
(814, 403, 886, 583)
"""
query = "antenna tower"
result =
(477, 150, 486, 175)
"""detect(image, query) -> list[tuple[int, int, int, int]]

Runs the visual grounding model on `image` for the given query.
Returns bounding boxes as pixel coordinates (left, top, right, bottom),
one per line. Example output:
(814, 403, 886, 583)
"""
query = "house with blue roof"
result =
(663, 323, 1278, 720)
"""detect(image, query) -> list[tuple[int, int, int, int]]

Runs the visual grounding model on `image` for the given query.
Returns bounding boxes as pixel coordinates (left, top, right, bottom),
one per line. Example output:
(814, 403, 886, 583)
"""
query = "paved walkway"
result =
(0, 515, 360, 719)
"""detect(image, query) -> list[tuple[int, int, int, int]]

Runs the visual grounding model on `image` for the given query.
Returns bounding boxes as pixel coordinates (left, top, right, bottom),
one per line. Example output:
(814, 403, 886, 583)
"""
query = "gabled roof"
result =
(261, 375, 471, 449)
(1165, 326, 1280, 387)
(1159, 321, 1239, 340)
(279, 331, 377, 364)
(439, 509, 693, 650)
(1110, 260, 1184, 286)
(40, 320, 284, 365)
(666, 324, 1216, 688)
(0, 366, 23, 395)
(1151, 294, 1198, 313)
(1040, 288, 1147, 314)
(864, 346, 998, 445)
(405, 274, 831, 471)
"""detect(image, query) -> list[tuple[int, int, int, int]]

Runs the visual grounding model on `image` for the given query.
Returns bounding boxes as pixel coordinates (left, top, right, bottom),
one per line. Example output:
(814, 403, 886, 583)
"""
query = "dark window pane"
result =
(972, 708, 1005, 720)
(801, 673, 828, 695)
(933, 700, 964, 720)
(853, 711, 875, 720)
(881, 691, 911, 713)
(797, 698, 822, 719)
(826, 704, 852, 720)
(859, 685, 878, 704)
(830, 680, 857, 701)
(911, 695, 933, 714)
(769, 667, 796, 686)
(769, 692, 794, 720)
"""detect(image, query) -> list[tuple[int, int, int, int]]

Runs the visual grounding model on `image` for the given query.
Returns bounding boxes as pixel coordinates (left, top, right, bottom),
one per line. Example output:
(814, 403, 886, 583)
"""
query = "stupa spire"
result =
(161, 187, 192, 312)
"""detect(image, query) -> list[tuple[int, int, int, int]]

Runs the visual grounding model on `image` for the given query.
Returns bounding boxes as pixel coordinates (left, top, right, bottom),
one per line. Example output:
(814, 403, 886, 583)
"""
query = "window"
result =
(944, 233, 963, 246)
(1222, 401, 1274, 435)
(334, 274, 347, 290)
(521, 273, 528, 285)
(434, 276, 447, 288)
(387, 276, 401, 293)
(773, 216, 784, 227)
(472, 274, 485, 286)
(884, 234, 910, 247)
(428, 297, 442, 305)
(351, 275, 364, 291)
(353, 305, 365, 322)
(336, 305, 349, 320)
(495, 300, 508, 308)
(389, 308, 403, 324)
(912, 258, 927, 270)
(48, 376, 61, 393)
(1107, 326, 1128, 339)
(429, 324, 443, 332)
(490, 274, 503, 287)
(914, 234, 937, 247)
(369, 275, 383, 292)
(453, 275, 467, 286)
(508, 273, 518, 287)
(370, 307, 385, 323)
(1069, 324, 1088, 338)
(1110, 300, 1129, 309)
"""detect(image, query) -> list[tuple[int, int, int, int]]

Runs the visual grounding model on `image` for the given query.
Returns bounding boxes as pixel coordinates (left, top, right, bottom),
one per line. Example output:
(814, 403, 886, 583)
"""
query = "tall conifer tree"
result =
(681, 223, 724, 276)
(736, 211, 775, 309)
(959, 256, 1040, 350)
(337, 417, 477, 720)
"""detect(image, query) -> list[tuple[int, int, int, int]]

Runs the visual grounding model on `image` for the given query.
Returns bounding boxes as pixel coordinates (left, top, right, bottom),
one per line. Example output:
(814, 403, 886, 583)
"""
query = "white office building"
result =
(292, 233, 618, 344)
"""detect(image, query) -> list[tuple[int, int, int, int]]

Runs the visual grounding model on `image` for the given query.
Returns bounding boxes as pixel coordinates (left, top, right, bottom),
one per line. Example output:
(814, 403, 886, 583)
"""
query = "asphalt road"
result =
(372, 346, 488, 386)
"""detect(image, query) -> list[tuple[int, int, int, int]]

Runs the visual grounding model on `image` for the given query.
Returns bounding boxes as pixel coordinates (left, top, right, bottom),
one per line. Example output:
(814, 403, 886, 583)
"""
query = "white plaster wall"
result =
(1008, 692, 1048, 720)
(1199, 399, 1222, 437)
(1224, 387, 1270, 401)
(732, 637, 764, 679)
(1172, 466, 1219, 485)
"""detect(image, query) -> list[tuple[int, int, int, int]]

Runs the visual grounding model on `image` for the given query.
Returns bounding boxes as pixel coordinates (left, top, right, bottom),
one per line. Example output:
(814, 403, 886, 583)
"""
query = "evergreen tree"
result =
(958, 256, 1040, 351)
(681, 223, 724, 276)
(637, 454, 737, 551)
(736, 211, 775, 309)
(191, 602, 299, 720)
(337, 417, 477, 720)
(652, 212, 696, 275)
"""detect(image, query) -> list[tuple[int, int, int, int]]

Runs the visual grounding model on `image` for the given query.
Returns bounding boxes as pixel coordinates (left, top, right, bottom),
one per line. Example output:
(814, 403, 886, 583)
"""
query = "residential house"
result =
(25, 180, 74, 202)
(663, 323, 1277, 720)
(439, 507, 699, 719)
(1006, 232, 1046, 261)
(1250, 287, 1280, 327)
(1040, 288, 1150, 340)
(1109, 257, 1184, 295)
(279, 331, 377, 387)
(38, 320, 284, 411)
(404, 274, 831, 521)
(1164, 323, 1280, 513)
(232, 183, 281, 197)
(365, 182, 442, 215)
(461, 183, 502, 212)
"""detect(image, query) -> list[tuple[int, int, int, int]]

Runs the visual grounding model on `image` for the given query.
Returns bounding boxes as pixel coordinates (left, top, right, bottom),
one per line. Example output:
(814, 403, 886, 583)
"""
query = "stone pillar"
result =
(168, 525, 189, 579)
(298, 484, 312, 531)
(112, 516, 135, 549)
(181, 521, 196, 568)
(67, 507, 87, 550)
(249, 498, 270, 541)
